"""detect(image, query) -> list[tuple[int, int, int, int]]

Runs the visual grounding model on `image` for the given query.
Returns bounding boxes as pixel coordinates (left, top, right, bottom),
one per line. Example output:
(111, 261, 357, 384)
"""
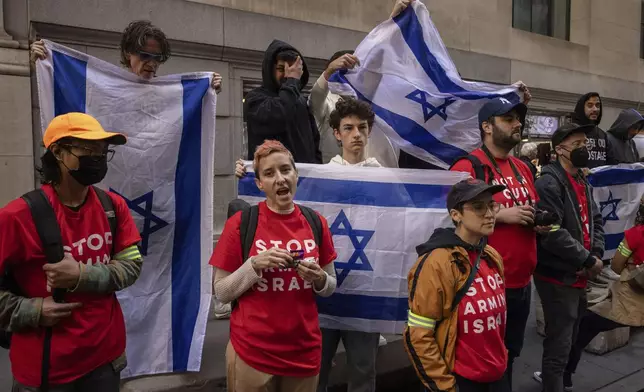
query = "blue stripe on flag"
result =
(588, 168, 644, 187)
(53, 50, 87, 115)
(172, 77, 210, 371)
(605, 232, 625, 251)
(317, 294, 408, 321)
(393, 7, 518, 103)
(239, 174, 450, 209)
(330, 72, 467, 164)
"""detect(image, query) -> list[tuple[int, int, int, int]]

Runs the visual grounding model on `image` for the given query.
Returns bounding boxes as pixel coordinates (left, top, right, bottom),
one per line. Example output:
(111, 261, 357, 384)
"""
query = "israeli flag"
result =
(588, 163, 644, 259)
(328, 1, 521, 169)
(238, 162, 467, 333)
(36, 41, 216, 377)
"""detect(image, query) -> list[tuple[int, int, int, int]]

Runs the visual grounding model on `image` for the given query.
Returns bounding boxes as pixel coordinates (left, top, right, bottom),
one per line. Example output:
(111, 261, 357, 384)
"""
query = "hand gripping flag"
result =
(328, 1, 522, 169)
(238, 162, 468, 333)
(36, 40, 216, 377)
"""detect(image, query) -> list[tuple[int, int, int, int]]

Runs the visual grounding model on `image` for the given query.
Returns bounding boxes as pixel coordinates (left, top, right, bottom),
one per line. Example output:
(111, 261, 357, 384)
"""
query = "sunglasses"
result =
(463, 201, 501, 217)
(138, 51, 165, 63)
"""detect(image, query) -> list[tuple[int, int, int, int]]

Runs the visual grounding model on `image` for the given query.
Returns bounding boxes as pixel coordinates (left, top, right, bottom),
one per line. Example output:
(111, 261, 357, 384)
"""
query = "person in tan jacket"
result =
(404, 179, 510, 392)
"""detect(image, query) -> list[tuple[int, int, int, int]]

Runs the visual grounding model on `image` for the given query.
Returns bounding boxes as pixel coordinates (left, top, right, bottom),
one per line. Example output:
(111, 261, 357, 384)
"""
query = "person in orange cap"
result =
(0, 112, 143, 391)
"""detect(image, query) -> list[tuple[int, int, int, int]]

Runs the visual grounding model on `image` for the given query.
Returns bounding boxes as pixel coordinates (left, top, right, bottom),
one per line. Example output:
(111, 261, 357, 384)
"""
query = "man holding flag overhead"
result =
(327, 0, 524, 170)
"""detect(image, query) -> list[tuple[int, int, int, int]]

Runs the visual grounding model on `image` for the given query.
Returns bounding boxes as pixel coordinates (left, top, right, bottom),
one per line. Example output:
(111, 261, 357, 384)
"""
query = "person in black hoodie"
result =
(571, 92, 608, 168)
(244, 40, 322, 164)
(606, 108, 644, 164)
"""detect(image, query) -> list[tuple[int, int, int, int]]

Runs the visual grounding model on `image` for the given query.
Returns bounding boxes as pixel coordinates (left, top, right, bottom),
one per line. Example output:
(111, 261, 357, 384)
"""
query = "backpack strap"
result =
(21, 190, 64, 265)
(93, 186, 117, 255)
(298, 205, 322, 246)
(451, 240, 487, 311)
(20, 189, 65, 391)
(240, 205, 259, 263)
(450, 155, 492, 183)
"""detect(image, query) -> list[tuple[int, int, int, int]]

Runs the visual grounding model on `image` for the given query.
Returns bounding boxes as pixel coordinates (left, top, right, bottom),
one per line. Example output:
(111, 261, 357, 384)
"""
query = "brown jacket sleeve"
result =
(404, 249, 457, 392)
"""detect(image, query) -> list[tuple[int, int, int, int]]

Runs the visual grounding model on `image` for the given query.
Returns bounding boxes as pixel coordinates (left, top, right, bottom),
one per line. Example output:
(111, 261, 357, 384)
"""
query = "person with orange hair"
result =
(210, 140, 338, 392)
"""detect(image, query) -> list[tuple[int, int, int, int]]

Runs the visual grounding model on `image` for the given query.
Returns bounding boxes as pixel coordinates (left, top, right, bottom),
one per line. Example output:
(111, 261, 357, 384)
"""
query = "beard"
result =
(491, 125, 521, 151)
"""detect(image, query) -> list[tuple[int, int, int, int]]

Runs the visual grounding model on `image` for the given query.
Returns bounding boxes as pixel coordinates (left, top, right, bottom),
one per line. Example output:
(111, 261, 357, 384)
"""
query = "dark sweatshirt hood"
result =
(416, 228, 483, 257)
(261, 39, 310, 92)
(572, 92, 602, 126)
(607, 109, 644, 140)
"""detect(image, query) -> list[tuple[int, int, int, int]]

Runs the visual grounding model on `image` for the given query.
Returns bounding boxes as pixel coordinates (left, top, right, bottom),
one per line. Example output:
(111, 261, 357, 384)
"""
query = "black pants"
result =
(534, 278, 587, 392)
(503, 282, 532, 390)
(565, 310, 626, 374)
(455, 374, 511, 392)
(12, 361, 122, 392)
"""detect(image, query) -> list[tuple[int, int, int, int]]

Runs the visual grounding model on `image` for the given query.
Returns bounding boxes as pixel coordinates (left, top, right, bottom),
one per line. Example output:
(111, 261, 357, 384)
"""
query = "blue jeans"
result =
(317, 328, 380, 392)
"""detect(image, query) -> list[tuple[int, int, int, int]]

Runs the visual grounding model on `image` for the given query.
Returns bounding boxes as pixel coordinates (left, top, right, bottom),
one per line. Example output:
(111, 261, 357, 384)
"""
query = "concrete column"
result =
(0, 0, 34, 206)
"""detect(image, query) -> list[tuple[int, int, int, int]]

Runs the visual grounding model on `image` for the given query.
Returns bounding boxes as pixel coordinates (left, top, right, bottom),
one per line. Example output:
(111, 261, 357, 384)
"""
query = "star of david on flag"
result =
(588, 163, 644, 259)
(35, 40, 216, 378)
(237, 161, 468, 334)
(329, 210, 375, 286)
(327, 1, 522, 169)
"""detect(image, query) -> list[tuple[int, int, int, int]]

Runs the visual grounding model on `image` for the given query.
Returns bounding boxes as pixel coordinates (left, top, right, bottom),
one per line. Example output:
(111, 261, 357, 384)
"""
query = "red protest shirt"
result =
(0, 185, 141, 386)
(210, 201, 337, 377)
(537, 172, 591, 288)
(451, 149, 538, 288)
(453, 250, 508, 383)
(624, 226, 644, 266)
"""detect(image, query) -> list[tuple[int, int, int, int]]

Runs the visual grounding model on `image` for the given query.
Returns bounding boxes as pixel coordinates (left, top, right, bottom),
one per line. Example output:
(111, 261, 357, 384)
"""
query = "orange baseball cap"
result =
(43, 112, 127, 148)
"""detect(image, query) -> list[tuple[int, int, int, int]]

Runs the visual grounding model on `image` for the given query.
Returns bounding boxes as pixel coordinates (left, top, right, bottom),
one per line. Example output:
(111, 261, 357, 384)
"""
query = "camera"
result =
(534, 209, 558, 227)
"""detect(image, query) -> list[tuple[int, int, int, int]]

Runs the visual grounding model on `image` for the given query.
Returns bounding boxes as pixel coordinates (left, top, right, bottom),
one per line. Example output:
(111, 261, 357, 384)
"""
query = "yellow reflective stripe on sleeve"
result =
(115, 245, 142, 261)
(549, 225, 561, 232)
(407, 310, 436, 330)
(617, 241, 632, 258)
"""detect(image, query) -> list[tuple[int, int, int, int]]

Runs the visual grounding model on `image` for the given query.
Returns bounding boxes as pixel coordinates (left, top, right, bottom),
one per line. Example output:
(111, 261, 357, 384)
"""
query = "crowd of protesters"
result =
(1, 0, 644, 391)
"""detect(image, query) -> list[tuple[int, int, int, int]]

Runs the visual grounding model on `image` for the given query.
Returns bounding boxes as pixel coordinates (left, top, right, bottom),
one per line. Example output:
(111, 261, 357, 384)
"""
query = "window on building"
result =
(512, 0, 570, 40)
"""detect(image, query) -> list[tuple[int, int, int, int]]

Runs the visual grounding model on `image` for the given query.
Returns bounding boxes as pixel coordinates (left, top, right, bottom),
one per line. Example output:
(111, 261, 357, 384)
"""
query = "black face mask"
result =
(564, 146, 589, 168)
(68, 155, 108, 186)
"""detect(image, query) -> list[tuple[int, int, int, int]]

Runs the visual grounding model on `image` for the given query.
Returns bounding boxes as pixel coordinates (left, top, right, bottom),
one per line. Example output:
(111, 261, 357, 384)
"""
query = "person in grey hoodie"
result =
(606, 108, 644, 164)
(571, 92, 608, 168)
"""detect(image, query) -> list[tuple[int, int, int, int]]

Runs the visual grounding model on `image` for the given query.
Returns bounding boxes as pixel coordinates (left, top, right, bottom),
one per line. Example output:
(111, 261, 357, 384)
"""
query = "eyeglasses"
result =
(138, 51, 165, 63)
(60, 144, 115, 162)
(463, 201, 501, 217)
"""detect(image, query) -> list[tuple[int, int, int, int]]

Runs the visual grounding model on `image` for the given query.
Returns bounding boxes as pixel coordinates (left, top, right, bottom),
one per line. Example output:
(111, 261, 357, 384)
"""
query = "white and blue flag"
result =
(328, 1, 521, 169)
(588, 163, 644, 259)
(238, 163, 467, 333)
(36, 41, 216, 378)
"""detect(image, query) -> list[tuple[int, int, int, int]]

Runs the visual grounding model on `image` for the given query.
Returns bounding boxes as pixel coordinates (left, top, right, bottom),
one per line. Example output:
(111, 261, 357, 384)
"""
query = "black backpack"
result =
(449, 155, 494, 183)
(0, 186, 117, 391)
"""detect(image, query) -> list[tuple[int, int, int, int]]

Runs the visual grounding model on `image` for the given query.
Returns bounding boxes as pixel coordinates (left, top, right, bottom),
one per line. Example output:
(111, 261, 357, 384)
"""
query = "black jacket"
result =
(535, 162, 604, 285)
(571, 92, 608, 168)
(244, 40, 322, 164)
(606, 109, 644, 164)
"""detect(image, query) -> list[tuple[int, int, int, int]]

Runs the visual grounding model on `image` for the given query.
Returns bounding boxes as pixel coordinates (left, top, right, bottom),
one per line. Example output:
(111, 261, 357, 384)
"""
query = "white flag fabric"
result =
(238, 162, 468, 333)
(36, 40, 216, 378)
(588, 163, 644, 259)
(328, 1, 521, 169)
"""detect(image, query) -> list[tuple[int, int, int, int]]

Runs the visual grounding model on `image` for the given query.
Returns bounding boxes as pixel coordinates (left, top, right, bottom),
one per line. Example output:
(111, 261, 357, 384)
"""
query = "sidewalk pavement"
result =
(1, 289, 643, 391)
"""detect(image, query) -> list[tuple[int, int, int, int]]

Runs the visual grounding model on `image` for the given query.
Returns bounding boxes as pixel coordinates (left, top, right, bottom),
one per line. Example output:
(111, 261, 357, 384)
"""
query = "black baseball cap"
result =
(478, 97, 528, 131)
(447, 178, 506, 211)
(551, 123, 595, 147)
